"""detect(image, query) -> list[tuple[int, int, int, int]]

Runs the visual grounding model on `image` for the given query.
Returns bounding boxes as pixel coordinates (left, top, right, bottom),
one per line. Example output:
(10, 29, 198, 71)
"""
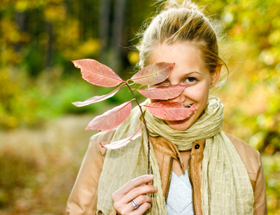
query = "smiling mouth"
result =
(185, 104, 193, 108)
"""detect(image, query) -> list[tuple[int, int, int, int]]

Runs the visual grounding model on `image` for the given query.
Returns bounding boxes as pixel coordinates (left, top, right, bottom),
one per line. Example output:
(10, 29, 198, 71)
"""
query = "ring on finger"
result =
(131, 199, 139, 210)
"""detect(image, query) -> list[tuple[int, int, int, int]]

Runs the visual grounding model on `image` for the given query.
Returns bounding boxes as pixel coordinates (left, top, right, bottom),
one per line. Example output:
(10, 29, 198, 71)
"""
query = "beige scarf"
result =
(97, 97, 254, 215)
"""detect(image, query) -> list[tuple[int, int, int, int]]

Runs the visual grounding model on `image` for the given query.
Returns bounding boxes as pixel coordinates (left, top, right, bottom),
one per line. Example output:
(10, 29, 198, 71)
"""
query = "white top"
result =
(166, 170, 194, 215)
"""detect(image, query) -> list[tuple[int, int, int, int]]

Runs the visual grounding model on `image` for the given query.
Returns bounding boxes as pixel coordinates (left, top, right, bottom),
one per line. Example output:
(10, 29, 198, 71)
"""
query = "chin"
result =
(165, 117, 194, 131)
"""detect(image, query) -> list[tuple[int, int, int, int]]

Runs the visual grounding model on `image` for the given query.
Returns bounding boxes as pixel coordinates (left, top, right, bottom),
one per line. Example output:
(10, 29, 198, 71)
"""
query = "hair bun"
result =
(163, 0, 199, 11)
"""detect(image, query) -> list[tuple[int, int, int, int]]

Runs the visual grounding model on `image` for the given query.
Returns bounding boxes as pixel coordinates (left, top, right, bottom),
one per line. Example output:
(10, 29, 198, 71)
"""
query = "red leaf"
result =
(129, 62, 175, 85)
(86, 99, 134, 131)
(144, 102, 196, 121)
(72, 83, 125, 107)
(134, 84, 187, 100)
(73, 59, 124, 87)
(99, 123, 143, 149)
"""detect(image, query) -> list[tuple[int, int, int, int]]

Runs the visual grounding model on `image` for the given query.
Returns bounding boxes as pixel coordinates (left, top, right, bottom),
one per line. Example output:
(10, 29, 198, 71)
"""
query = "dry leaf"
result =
(129, 62, 175, 85)
(72, 84, 125, 107)
(73, 59, 124, 87)
(144, 101, 196, 121)
(86, 99, 134, 131)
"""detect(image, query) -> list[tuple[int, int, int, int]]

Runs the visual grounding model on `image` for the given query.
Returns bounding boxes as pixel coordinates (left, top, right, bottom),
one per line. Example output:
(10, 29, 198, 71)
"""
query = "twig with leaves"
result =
(72, 59, 196, 173)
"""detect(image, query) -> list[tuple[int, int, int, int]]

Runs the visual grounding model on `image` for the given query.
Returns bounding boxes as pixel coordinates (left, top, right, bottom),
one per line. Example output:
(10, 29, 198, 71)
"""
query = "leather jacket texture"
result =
(66, 130, 267, 215)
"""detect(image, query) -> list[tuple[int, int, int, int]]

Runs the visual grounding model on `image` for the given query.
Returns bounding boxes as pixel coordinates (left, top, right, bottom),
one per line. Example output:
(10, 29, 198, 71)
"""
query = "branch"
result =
(125, 82, 152, 174)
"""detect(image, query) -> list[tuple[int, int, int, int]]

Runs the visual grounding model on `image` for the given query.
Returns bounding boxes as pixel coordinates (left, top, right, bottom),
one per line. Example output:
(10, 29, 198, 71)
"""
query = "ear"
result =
(210, 65, 221, 88)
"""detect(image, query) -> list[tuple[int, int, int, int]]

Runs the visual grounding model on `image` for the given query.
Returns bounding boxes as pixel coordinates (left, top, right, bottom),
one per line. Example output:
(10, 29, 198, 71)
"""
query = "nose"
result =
(170, 89, 186, 103)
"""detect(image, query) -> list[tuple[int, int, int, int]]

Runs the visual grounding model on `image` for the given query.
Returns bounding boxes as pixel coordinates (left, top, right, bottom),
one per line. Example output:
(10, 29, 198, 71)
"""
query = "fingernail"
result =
(154, 186, 158, 191)
(147, 174, 154, 179)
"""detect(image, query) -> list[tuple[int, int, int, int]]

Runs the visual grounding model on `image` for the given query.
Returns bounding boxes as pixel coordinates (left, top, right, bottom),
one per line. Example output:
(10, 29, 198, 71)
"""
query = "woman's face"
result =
(148, 42, 220, 131)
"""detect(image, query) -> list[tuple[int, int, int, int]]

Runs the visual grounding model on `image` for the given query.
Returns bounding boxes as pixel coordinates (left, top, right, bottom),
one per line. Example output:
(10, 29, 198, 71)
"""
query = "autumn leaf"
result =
(73, 59, 124, 87)
(129, 62, 175, 85)
(86, 99, 135, 131)
(99, 123, 143, 149)
(134, 84, 187, 100)
(72, 83, 125, 107)
(144, 102, 196, 121)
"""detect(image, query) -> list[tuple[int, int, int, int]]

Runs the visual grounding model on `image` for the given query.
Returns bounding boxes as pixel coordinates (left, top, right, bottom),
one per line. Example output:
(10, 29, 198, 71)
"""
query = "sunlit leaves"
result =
(86, 99, 134, 131)
(72, 59, 180, 149)
(100, 123, 143, 149)
(72, 83, 125, 107)
(129, 62, 175, 85)
(144, 102, 196, 121)
(134, 84, 186, 100)
(73, 59, 124, 87)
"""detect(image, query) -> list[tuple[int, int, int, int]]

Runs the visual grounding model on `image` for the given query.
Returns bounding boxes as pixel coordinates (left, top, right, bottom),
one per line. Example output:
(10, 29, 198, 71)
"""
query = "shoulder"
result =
(224, 132, 262, 181)
(225, 133, 261, 163)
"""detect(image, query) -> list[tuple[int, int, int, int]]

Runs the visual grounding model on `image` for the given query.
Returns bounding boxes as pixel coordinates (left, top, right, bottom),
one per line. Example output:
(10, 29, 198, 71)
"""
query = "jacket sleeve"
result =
(66, 130, 116, 215)
(254, 153, 267, 215)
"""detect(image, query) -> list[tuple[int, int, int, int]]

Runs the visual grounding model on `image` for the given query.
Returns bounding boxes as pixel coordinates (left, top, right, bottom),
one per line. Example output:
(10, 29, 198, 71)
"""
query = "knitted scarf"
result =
(97, 97, 254, 215)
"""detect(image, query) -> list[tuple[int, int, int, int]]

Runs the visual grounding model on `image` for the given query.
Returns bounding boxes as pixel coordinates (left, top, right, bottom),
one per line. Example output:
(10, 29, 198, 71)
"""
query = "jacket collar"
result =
(149, 136, 206, 173)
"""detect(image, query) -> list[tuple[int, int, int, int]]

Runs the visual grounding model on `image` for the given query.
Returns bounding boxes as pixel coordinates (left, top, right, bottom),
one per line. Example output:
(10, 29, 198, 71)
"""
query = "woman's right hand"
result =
(111, 175, 158, 215)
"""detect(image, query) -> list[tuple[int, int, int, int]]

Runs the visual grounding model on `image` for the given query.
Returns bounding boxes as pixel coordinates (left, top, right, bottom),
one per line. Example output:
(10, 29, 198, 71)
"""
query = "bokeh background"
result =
(0, 0, 279, 214)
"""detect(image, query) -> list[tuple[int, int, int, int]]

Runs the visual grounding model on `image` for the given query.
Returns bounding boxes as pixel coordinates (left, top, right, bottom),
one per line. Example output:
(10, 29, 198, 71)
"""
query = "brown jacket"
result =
(66, 130, 267, 215)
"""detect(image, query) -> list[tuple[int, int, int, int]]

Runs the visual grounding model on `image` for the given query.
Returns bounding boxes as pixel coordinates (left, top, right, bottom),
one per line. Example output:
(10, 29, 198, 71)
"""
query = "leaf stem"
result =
(125, 82, 151, 174)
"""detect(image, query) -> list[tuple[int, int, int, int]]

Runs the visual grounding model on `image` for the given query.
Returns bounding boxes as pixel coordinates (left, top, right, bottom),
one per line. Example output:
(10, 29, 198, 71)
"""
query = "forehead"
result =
(149, 41, 208, 74)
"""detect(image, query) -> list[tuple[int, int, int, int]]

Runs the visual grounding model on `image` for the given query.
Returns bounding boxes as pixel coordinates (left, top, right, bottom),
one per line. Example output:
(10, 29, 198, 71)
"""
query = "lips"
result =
(185, 104, 193, 108)
(184, 104, 197, 118)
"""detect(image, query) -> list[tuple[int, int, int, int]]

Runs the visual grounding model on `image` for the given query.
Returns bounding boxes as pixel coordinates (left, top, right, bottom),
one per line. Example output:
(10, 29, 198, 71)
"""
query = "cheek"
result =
(185, 84, 210, 106)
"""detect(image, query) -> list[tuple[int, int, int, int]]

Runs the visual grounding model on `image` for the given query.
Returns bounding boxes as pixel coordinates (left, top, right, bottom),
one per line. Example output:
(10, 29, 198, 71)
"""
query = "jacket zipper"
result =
(188, 154, 196, 215)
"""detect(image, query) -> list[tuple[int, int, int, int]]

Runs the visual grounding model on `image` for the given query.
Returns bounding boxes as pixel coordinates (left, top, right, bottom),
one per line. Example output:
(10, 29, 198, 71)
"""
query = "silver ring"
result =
(131, 199, 139, 210)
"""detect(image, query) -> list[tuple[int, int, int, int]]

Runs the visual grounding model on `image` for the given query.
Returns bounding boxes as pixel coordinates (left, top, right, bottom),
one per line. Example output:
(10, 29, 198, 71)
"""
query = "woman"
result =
(66, 1, 267, 214)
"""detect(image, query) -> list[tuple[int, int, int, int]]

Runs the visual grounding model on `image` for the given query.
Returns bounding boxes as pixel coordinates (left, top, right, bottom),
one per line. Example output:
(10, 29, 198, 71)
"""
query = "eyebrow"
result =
(184, 71, 203, 75)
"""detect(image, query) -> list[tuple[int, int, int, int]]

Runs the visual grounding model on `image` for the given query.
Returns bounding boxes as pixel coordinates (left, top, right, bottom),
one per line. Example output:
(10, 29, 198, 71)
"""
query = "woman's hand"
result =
(112, 175, 158, 215)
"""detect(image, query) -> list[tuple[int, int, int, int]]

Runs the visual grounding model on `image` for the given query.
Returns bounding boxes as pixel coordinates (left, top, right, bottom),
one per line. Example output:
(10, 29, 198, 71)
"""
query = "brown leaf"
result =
(99, 123, 142, 149)
(73, 59, 124, 87)
(86, 99, 134, 131)
(129, 62, 175, 85)
(144, 102, 196, 121)
(72, 83, 125, 107)
(134, 84, 187, 100)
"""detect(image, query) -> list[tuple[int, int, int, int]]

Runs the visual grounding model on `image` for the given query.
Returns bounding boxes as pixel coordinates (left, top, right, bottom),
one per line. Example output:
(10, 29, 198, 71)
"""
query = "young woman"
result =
(66, 1, 267, 214)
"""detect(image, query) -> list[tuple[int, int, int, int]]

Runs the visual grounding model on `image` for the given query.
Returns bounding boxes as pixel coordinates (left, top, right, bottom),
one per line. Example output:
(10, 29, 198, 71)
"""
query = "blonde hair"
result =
(137, 0, 228, 75)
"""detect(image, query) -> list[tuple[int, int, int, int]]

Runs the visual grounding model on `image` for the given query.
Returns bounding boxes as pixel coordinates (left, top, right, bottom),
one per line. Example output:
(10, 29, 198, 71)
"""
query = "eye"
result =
(183, 77, 197, 84)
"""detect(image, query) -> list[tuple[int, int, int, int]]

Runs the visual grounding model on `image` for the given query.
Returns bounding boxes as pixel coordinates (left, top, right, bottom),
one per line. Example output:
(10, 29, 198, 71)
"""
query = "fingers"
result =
(133, 194, 153, 207)
(112, 175, 158, 215)
(116, 196, 152, 215)
(122, 174, 154, 194)
(122, 184, 157, 204)
(130, 202, 152, 215)
(112, 175, 154, 201)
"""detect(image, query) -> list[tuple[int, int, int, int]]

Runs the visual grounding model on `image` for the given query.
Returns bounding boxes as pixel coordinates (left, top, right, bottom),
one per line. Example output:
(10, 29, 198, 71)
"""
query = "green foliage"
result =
(0, 67, 111, 129)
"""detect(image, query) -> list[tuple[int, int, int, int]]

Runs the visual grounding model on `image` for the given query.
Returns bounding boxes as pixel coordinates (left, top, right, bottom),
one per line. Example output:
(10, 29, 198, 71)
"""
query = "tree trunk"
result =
(45, 21, 53, 69)
(14, 11, 26, 52)
(99, 0, 111, 63)
(112, 0, 126, 74)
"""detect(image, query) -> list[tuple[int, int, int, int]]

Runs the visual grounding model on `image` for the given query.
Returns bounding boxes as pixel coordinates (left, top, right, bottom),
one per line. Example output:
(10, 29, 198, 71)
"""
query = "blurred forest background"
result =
(0, 0, 279, 214)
